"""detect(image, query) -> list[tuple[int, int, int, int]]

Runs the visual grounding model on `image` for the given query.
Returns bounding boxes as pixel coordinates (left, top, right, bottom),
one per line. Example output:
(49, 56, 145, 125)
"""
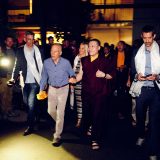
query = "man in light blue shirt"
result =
(135, 25, 160, 160)
(143, 49, 154, 87)
(39, 43, 75, 147)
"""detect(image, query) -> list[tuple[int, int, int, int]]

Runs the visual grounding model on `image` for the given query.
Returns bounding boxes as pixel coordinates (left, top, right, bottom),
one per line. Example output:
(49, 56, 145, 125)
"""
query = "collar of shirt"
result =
(52, 57, 62, 66)
(90, 54, 98, 62)
(145, 48, 151, 54)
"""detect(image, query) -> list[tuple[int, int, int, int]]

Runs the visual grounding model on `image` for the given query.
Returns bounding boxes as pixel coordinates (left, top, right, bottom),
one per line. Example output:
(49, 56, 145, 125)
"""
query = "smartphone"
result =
(141, 74, 152, 78)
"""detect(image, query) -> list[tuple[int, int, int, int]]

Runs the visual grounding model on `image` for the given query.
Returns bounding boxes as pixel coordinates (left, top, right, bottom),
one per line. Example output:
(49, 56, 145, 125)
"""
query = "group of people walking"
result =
(1, 25, 160, 160)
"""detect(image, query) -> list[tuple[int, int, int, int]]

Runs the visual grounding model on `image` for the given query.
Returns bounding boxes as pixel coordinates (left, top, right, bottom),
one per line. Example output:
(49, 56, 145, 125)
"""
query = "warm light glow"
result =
(0, 58, 10, 67)
(12, 27, 40, 30)
(34, 33, 41, 40)
(0, 132, 79, 160)
(29, 0, 32, 14)
(116, 23, 121, 27)
(8, 10, 30, 15)
(86, 23, 132, 45)
(55, 37, 63, 44)
(12, 29, 63, 45)
(46, 32, 63, 44)
(34, 32, 41, 45)
(109, 23, 116, 27)
(90, 0, 134, 4)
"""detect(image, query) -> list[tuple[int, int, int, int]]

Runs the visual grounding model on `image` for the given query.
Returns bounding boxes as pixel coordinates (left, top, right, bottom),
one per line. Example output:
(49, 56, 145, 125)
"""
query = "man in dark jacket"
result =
(0, 36, 17, 118)
(10, 31, 43, 136)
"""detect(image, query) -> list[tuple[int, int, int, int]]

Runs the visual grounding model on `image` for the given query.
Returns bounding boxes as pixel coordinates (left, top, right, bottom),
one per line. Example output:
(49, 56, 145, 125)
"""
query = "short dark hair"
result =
(142, 25, 155, 34)
(25, 31, 34, 37)
(48, 36, 53, 41)
(5, 35, 14, 40)
(89, 38, 101, 46)
(118, 40, 126, 45)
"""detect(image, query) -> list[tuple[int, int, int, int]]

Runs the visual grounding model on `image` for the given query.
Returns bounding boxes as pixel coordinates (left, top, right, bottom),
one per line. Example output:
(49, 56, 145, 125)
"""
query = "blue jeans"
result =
(23, 83, 39, 128)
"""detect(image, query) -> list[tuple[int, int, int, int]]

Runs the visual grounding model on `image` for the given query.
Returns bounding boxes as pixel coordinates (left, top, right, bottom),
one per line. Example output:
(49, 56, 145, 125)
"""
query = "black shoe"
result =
(52, 138, 62, 147)
(23, 127, 34, 136)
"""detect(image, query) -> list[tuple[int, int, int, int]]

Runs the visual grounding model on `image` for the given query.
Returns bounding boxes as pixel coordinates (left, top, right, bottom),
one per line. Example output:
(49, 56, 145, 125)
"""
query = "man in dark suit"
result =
(10, 31, 43, 136)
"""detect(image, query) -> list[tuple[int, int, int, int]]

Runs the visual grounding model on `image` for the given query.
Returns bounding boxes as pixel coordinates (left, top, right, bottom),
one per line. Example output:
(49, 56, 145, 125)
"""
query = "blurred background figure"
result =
(34, 39, 40, 47)
(62, 39, 75, 67)
(0, 35, 19, 119)
(114, 40, 132, 120)
(45, 36, 54, 59)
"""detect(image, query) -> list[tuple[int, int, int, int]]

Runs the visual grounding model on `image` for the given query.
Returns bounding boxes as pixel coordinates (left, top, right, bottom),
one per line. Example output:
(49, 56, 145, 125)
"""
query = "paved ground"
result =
(0, 108, 150, 160)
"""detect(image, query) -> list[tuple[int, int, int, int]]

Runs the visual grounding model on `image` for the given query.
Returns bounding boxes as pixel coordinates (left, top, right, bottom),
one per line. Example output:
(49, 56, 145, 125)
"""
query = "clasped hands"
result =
(68, 77, 77, 84)
(137, 73, 158, 81)
(96, 70, 112, 79)
(68, 70, 113, 84)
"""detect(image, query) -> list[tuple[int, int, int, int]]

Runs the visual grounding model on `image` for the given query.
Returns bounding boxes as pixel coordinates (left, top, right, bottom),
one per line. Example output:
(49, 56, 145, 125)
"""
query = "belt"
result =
(51, 84, 68, 89)
(142, 86, 155, 90)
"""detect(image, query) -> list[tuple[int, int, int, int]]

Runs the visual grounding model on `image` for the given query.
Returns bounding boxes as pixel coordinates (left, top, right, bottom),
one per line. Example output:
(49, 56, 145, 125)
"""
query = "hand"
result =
(7, 79, 15, 87)
(96, 70, 105, 78)
(120, 65, 126, 69)
(119, 65, 126, 72)
(146, 74, 158, 81)
(126, 79, 131, 87)
(37, 91, 48, 100)
(137, 73, 146, 81)
(105, 74, 112, 79)
(69, 77, 76, 84)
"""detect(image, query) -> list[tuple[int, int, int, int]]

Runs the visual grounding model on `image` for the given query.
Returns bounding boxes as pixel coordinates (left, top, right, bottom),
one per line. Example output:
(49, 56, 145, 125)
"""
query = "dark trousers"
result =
(136, 87, 160, 155)
(116, 70, 132, 118)
(82, 91, 107, 142)
(23, 83, 39, 128)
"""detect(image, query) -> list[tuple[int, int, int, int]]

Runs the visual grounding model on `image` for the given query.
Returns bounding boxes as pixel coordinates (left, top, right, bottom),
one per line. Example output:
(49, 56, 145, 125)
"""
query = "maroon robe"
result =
(81, 54, 116, 142)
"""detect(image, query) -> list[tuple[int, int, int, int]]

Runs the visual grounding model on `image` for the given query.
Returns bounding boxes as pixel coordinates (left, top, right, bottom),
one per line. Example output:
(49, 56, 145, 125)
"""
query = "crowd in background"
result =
(0, 25, 160, 159)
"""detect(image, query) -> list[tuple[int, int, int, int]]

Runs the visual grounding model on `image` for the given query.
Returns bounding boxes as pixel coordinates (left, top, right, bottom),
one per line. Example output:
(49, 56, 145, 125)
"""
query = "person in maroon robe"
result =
(74, 39, 116, 150)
